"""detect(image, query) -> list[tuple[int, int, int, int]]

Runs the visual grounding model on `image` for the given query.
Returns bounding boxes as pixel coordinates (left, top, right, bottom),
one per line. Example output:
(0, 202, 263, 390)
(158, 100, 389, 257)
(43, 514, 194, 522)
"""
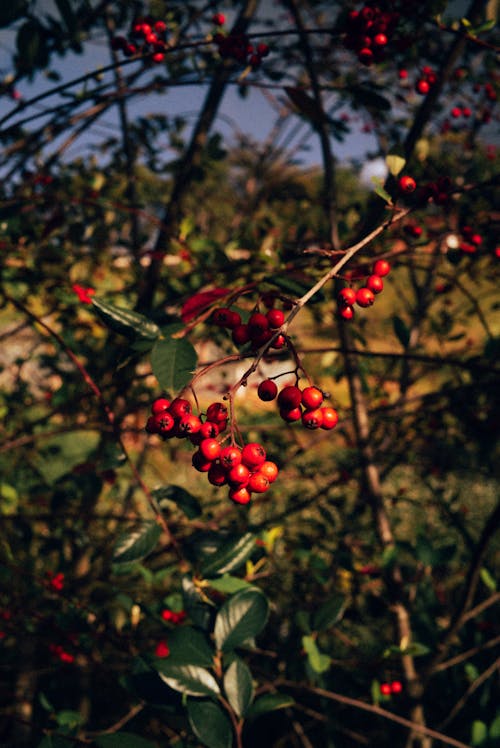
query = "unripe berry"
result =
(366, 274, 384, 294)
(355, 287, 375, 308)
(373, 259, 391, 276)
(277, 385, 302, 410)
(258, 379, 278, 401)
(301, 386, 324, 410)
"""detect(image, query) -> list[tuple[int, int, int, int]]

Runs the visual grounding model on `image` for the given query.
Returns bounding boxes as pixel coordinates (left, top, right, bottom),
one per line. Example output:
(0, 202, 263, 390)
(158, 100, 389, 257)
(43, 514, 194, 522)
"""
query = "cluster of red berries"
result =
(380, 680, 403, 696)
(111, 16, 168, 63)
(418, 176, 453, 207)
(258, 381, 339, 431)
(337, 258, 391, 319)
(458, 225, 483, 254)
(214, 33, 269, 68)
(343, 4, 399, 67)
(161, 608, 186, 625)
(46, 571, 65, 592)
(212, 304, 287, 350)
(415, 66, 437, 95)
(146, 397, 278, 505)
(49, 643, 75, 664)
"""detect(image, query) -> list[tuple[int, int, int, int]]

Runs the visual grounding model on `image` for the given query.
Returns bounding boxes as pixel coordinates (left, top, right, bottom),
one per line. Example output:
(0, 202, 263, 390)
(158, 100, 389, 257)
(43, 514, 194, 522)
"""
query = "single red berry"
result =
(169, 398, 192, 419)
(232, 324, 250, 346)
(154, 20, 167, 33)
(471, 233, 482, 246)
(208, 462, 228, 487)
(338, 287, 357, 306)
(280, 407, 302, 422)
(415, 79, 430, 95)
(257, 42, 269, 57)
(241, 442, 266, 469)
(462, 106, 471, 117)
(199, 421, 220, 439)
(212, 12, 226, 26)
(248, 472, 270, 493)
(366, 274, 384, 294)
(151, 397, 171, 415)
(227, 463, 250, 486)
(177, 414, 202, 436)
(302, 408, 324, 430)
(373, 259, 391, 276)
(451, 106, 462, 118)
(258, 461, 279, 483)
(301, 386, 324, 409)
(266, 308, 285, 329)
(146, 415, 159, 434)
(373, 33, 387, 46)
(380, 683, 392, 696)
(206, 402, 228, 423)
(220, 446, 242, 470)
(154, 411, 175, 435)
(277, 385, 302, 410)
(398, 175, 416, 193)
(145, 32, 159, 45)
(355, 287, 375, 308)
(192, 451, 213, 472)
(155, 640, 170, 658)
(358, 47, 374, 65)
(320, 406, 339, 430)
(339, 305, 355, 320)
(248, 312, 269, 335)
(229, 486, 251, 505)
(212, 307, 241, 329)
(258, 379, 278, 401)
(391, 680, 403, 694)
(404, 224, 422, 238)
(152, 52, 165, 63)
(199, 438, 221, 462)
(272, 334, 287, 349)
(398, 68, 408, 79)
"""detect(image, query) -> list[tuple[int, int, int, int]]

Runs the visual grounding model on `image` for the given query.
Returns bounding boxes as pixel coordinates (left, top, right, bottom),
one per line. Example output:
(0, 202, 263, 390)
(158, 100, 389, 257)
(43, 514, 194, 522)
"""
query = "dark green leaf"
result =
(151, 337, 197, 392)
(156, 664, 220, 697)
(206, 575, 253, 594)
(201, 533, 256, 577)
(214, 588, 269, 652)
(153, 485, 202, 519)
(182, 576, 214, 631)
(312, 595, 347, 632)
(302, 635, 331, 673)
(471, 720, 488, 746)
(95, 733, 157, 748)
(91, 297, 161, 340)
(393, 315, 410, 348)
(54, 0, 76, 33)
(187, 698, 233, 748)
(371, 177, 393, 205)
(0, 0, 28, 27)
(223, 658, 254, 717)
(160, 626, 214, 667)
(246, 693, 295, 719)
(112, 521, 162, 565)
(16, 21, 49, 73)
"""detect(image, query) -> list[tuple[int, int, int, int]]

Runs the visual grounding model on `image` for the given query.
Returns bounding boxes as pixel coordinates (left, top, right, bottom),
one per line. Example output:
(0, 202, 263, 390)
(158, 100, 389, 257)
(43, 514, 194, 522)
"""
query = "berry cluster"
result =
(258, 381, 339, 431)
(46, 571, 65, 592)
(111, 16, 168, 63)
(212, 304, 287, 350)
(161, 608, 186, 624)
(214, 33, 269, 68)
(343, 4, 399, 67)
(337, 258, 390, 319)
(146, 397, 278, 505)
(458, 225, 483, 254)
(380, 680, 403, 696)
(415, 66, 437, 95)
(49, 643, 75, 664)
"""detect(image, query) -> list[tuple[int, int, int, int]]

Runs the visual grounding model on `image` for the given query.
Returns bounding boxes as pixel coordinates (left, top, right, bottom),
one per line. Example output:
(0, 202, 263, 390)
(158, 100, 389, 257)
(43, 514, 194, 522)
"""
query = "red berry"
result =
(212, 307, 241, 329)
(380, 683, 392, 696)
(302, 408, 324, 430)
(391, 680, 403, 694)
(416, 79, 430, 95)
(366, 274, 384, 294)
(451, 106, 462, 118)
(154, 20, 167, 34)
(154, 411, 175, 435)
(229, 486, 251, 505)
(373, 259, 391, 276)
(177, 414, 202, 436)
(272, 334, 287, 349)
(208, 462, 228, 487)
(358, 47, 374, 66)
(227, 463, 250, 486)
(320, 407, 339, 430)
(338, 287, 357, 306)
(258, 461, 279, 483)
(258, 379, 278, 401)
(241, 442, 266, 469)
(206, 402, 228, 423)
(248, 472, 270, 493)
(219, 446, 242, 470)
(151, 397, 171, 415)
(232, 324, 250, 346)
(398, 175, 416, 193)
(199, 438, 221, 462)
(169, 398, 191, 419)
(280, 407, 302, 422)
(398, 69, 408, 79)
(192, 451, 213, 472)
(373, 33, 387, 46)
(277, 385, 302, 410)
(339, 305, 355, 320)
(199, 421, 220, 439)
(301, 386, 324, 410)
(248, 312, 269, 336)
(355, 287, 375, 308)
(212, 12, 226, 26)
(266, 308, 285, 328)
(146, 415, 159, 434)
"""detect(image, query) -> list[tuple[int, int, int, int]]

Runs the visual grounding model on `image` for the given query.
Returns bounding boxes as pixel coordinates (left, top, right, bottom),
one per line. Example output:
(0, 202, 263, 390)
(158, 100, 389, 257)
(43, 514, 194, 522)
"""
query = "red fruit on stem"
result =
(258, 379, 278, 401)
(259, 461, 279, 483)
(339, 305, 355, 320)
(302, 408, 324, 430)
(232, 324, 250, 346)
(338, 287, 357, 306)
(208, 462, 228, 486)
(266, 308, 285, 328)
(199, 438, 221, 462)
(277, 385, 302, 410)
(301, 386, 324, 409)
(177, 414, 202, 435)
(169, 398, 192, 419)
(199, 421, 220, 439)
(366, 274, 384, 294)
(391, 680, 403, 694)
(151, 397, 171, 415)
(320, 407, 339, 430)
(219, 446, 242, 470)
(192, 451, 213, 472)
(280, 407, 302, 422)
(398, 175, 416, 193)
(380, 683, 392, 696)
(241, 442, 266, 469)
(206, 402, 228, 423)
(229, 486, 251, 505)
(415, 79, 430, 95)
(154, 411, 175, 435)
(248, 472, 270, 493)
(248, 312, 269, 335)
(227, 463, 250, 486)
(355, 287, 375, 308)
(373, 258, 391, 276)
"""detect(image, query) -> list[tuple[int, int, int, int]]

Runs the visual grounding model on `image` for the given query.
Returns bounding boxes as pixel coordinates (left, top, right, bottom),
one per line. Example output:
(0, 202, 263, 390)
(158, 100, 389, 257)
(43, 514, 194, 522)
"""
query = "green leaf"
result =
(246, 693, 295, 719)
(206, 575, 253, 594)
(471, 720, 488, 746)
(55, 710, 84, 729)
(153, 485, 202, 519)
(112, 521, 162, 565)
(156, 664, 220, 697)
(186, 698, 233, 748)
(0, 0, 28, 27)
(35, 430, 101, 484)
(95, 733, 158, 748)
(371, 177, 393, 205)
(214, 588, 269, 652)
(393, 315, 410, 348)
(201, 533, 257, 577)
(386, 154, 406, 177)
(151, 337, 197, 392)
(302, 635, 331, 674)
(160, 627, 214, 668)
(312, 595, 347, 632)
(223, 658, 254, 717)
(91, 297, 161, 340)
